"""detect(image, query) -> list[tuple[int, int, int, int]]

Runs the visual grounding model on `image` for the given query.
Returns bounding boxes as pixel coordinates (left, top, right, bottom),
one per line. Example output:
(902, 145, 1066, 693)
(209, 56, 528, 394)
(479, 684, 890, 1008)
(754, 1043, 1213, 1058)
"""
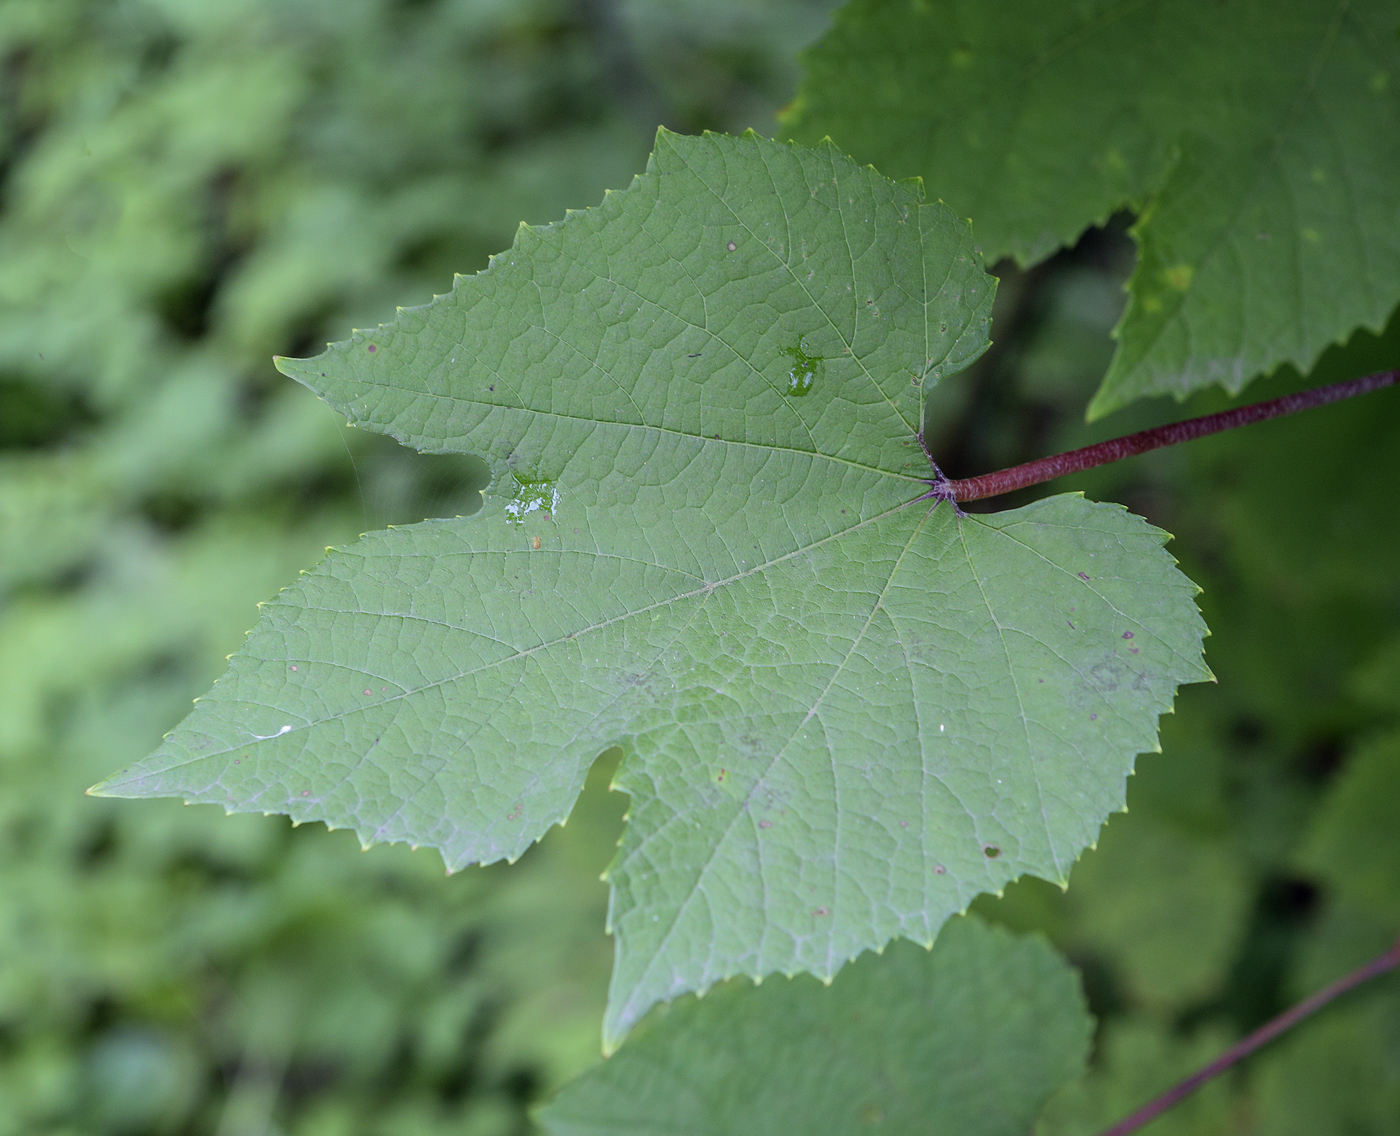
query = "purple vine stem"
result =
(929, 369, 1398, 504)
(1095, 936, 1400, 1136)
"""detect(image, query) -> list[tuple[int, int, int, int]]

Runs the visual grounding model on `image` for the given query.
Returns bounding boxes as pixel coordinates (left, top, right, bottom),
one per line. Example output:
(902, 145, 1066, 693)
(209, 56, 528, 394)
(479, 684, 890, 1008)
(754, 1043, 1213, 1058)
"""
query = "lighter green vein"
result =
(543, 212, 823, 453)
(956, 518, 1059, 877)
(123, 495, 929, 779)
(982, 515, 1204, 673)
(333, 383, 924, 484)
(671, 133, 918, 438)
(618, 500, 930, 1009)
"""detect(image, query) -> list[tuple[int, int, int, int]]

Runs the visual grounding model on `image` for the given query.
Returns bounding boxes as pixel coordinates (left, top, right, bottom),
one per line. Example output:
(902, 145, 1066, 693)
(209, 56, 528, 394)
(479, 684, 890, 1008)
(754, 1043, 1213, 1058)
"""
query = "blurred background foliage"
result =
(1, 0, 1397, 1133)
(0, 1, 837, 1132)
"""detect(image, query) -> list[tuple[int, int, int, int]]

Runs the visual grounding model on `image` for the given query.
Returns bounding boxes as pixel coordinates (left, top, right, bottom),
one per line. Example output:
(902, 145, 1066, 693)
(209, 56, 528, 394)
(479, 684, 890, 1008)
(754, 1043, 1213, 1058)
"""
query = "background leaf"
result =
(539, 917, 1091, 1136)
(784, 0, 1400, 415)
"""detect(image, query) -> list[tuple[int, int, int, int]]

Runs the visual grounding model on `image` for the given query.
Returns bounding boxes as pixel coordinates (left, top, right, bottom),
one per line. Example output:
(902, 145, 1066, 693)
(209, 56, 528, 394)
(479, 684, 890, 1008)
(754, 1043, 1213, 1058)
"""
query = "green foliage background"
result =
(0, 1, 837, 1132)
(2, 1, 1399, 1134)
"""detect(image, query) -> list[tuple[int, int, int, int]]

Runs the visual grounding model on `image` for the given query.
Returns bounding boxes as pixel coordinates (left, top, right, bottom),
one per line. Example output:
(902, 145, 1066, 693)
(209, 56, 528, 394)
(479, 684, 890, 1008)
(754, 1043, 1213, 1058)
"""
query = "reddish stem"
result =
(1095, 936, 1400, 1136)
(933, 369, 1398, 504)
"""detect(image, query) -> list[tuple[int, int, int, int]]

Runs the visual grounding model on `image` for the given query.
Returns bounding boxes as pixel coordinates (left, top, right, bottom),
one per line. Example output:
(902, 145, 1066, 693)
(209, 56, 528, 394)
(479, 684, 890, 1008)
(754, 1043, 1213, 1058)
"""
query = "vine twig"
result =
(1095, 935, 1400, 1136)
(925, 369, 1398, 504)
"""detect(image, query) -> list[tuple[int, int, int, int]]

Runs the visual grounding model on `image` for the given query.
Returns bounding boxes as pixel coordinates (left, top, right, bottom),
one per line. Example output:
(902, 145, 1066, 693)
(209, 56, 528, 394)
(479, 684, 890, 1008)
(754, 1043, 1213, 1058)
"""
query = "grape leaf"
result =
(538, 916, 1091, 1136)
(94, 130, 1209, 1046)
(784, 0, 1400, 417)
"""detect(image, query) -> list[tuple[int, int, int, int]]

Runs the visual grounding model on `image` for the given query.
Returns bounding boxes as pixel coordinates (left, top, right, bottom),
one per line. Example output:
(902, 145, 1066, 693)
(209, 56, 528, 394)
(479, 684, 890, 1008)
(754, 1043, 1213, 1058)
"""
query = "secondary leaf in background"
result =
(96, 130, 1209, 1046)
(784, 0, 1400, 416)
(538, 917, 1091, 1136)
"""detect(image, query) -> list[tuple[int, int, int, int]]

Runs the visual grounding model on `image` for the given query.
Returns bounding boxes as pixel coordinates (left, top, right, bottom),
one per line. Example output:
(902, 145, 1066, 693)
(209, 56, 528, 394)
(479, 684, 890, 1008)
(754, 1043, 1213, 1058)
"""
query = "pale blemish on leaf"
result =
(504, 473, 559, 526)
(780, 343, 822, 397)
(1162, 263, 1193, 291)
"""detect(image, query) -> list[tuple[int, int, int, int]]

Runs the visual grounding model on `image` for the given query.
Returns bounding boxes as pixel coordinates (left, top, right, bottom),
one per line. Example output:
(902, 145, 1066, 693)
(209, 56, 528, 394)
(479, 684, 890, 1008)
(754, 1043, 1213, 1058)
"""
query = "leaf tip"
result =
(1084, 382, 1126, 423)
(896, 174, 926, 200)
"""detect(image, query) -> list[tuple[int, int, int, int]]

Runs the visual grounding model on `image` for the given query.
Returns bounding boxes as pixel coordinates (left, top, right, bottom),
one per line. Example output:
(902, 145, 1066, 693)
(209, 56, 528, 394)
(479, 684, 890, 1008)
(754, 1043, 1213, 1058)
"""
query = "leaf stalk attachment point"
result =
(932, 369, 1398, 504)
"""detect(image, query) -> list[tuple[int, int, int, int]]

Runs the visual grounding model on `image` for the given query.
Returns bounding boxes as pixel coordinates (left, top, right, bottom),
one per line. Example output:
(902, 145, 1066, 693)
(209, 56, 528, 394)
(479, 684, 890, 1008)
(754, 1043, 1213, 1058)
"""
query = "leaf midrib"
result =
(313, 376, 929, 485)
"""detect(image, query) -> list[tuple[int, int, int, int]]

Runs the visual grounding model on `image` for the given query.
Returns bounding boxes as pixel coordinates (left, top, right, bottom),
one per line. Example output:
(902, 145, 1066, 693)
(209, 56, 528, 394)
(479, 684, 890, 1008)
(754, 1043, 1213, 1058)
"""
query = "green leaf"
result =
(785, 0, 1400, 416)
(94, 130, 1209, 1046)
(539, 916, 1091, 1136)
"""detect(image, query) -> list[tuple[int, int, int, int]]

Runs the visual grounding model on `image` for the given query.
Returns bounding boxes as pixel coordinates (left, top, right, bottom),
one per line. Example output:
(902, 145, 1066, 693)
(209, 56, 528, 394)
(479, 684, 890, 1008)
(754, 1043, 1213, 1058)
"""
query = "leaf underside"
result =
(538, 917, 1092, 1136)
(96, 130, 1209, 1047)
(785, 0, 1400, 416)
